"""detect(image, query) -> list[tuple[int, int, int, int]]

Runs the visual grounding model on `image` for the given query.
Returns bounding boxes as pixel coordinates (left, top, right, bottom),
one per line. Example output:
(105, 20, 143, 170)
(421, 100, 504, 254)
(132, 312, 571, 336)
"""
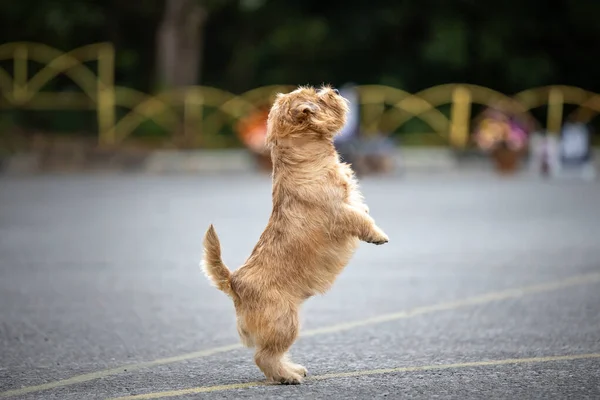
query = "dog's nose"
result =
(333, 88, 340, 95)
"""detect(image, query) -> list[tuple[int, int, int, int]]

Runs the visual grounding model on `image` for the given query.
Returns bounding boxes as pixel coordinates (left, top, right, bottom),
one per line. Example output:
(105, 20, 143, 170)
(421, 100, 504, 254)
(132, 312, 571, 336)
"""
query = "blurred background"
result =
(1, 1, 600, 399)
(0, 0, 598, 176)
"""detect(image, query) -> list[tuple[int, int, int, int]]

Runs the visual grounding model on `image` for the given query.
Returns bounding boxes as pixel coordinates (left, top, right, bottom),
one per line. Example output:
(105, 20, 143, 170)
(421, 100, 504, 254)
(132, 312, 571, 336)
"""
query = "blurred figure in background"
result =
(334, 83, 362, 167)
(335, 83, 395, 176)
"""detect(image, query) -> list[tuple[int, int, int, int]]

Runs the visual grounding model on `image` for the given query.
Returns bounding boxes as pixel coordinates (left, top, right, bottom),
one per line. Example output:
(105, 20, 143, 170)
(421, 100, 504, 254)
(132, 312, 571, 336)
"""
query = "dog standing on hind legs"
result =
(201, 85, 389, 384)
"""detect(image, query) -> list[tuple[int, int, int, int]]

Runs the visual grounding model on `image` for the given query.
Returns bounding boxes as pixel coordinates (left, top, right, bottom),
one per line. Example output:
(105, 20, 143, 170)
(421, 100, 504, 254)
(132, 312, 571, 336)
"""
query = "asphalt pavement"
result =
(0, 171, 599, 399)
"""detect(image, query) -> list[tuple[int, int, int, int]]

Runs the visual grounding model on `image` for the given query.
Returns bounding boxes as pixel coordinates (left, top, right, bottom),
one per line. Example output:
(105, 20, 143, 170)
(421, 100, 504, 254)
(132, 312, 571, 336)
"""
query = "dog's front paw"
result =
(366, 228, 389, 245)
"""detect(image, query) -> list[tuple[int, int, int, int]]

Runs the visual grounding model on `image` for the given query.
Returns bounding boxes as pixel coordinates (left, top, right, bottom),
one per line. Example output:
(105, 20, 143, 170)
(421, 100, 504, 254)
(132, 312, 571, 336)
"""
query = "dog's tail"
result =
(201, 224, 234, 297)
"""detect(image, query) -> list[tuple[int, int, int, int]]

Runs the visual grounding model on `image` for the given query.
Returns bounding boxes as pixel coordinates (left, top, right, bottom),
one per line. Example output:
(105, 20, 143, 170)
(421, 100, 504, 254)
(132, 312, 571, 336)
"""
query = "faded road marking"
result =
(2, 271, 599, 398)
(107, 353, 600, 399)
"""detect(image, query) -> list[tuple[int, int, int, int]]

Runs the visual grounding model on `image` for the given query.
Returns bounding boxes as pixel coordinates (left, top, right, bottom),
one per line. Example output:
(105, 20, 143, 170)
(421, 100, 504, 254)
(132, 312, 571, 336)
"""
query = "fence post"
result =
(13, 45, 28, 104)
(97, 43, 116, 146)
(359, 87, 386, 136)
(450, 86, 472, 148)
(184, 87, 204, 147)
(546, 87, 564, 136)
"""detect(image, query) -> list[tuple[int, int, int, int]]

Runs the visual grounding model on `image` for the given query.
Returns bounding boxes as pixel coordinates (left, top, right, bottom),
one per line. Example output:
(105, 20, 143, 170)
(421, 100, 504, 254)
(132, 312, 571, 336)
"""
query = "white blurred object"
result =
(527, 131, 546, 175)
(527, 131, 560, 177)
(529, 125, 596, 181)
(546, 135, 562, 177)
(561, 122, 590, 161)
(556, 122, 596, 181)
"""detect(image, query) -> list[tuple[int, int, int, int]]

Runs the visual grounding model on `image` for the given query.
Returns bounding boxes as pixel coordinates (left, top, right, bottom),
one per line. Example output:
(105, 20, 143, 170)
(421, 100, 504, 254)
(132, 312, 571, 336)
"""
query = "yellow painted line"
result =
(107, 353, 600, 399)
(0, 344, 244, 399)
(2, 271, 599, 399)
(302, 271, 600, 337)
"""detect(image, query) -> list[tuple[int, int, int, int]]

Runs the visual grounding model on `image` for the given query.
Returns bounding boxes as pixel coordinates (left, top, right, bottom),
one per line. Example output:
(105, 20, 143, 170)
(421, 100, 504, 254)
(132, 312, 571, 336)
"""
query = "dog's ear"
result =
(291, 101, 318, 122)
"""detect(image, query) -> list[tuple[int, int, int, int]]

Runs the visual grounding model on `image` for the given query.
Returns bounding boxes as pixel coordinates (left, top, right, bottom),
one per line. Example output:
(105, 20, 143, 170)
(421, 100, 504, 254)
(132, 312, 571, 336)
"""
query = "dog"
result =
(201, 85, 389, 384)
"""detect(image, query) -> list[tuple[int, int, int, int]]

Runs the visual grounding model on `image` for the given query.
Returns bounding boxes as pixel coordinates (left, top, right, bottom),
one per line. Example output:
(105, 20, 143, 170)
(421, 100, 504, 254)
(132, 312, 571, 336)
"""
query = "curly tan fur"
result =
(201, 85, 389, 384)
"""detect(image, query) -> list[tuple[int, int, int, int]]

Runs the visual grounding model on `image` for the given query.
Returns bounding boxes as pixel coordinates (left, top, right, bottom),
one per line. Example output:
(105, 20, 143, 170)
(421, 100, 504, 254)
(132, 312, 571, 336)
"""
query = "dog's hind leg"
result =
(253, 306, 306, 384)
(255, 346, 305, 384)
(237, 321, 255, 347)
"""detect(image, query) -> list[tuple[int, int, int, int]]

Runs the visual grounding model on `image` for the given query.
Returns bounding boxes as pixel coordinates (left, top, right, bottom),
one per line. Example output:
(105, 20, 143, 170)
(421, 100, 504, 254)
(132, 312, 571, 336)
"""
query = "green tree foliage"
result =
(1, 0, 599, 94)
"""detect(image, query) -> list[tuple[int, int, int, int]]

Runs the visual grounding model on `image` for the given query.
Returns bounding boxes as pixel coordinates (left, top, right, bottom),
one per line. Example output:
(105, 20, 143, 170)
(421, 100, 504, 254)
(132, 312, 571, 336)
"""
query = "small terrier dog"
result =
(202, 85, 389, 384)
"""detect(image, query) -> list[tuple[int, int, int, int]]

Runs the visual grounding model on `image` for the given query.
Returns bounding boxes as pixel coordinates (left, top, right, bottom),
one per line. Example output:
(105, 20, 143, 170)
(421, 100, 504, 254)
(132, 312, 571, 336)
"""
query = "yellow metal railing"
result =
(1, 42, 600, 149)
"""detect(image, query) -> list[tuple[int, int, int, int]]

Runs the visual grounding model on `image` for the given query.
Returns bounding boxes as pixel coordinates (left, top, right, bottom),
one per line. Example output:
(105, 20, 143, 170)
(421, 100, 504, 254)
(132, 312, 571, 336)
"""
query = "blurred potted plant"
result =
(474, 111, 528, 174)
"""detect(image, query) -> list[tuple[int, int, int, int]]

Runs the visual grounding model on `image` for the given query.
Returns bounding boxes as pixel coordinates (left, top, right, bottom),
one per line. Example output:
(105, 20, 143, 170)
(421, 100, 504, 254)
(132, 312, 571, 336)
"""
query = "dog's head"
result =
(265, 85, 349, 146)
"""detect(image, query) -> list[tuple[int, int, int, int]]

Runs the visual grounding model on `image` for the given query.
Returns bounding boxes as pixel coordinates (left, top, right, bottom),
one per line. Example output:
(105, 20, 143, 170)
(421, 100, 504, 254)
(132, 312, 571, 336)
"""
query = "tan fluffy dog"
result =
(201, 85, 389, 384)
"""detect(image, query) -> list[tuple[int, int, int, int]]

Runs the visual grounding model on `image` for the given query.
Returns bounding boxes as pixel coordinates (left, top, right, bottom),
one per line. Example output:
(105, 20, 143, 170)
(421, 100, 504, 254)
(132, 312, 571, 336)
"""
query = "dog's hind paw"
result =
(271, 371, 304, 385)
(288, 363, 308, 377)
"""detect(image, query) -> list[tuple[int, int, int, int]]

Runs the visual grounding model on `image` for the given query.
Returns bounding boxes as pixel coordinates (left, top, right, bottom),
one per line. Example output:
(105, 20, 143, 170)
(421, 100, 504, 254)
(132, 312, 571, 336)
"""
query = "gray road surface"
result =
(1, 172, 599, 399)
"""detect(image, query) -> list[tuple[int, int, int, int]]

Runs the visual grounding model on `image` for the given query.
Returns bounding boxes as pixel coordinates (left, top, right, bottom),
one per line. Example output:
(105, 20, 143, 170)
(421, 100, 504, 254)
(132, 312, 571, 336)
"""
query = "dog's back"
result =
(232, 156, 361, 299)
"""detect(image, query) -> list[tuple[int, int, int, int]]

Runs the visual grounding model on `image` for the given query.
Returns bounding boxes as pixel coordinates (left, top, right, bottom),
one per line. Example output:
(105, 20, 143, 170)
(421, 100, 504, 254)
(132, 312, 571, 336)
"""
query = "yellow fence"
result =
(1, 42, 600, 149)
